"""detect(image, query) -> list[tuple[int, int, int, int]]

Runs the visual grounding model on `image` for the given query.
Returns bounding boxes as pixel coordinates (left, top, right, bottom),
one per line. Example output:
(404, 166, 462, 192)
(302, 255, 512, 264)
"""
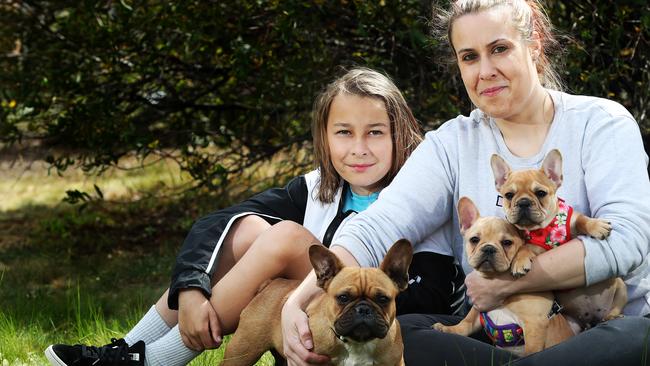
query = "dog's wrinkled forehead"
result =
(328, 268, 398, 297)
(465, 217, 523, 243)
(502, 170, 557, 195)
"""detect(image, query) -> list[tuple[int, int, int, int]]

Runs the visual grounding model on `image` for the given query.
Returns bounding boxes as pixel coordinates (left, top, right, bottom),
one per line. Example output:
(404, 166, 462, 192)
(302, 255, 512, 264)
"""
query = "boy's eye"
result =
(369, 130, 384, 136)
(493, 45, 508, 54)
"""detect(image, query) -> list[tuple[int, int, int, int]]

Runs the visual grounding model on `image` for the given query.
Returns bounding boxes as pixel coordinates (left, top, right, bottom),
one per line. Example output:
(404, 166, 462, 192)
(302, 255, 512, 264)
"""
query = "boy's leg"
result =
(210, 220, 318, 334)
(126, 215, 271, 346)
(210, 215, 273, 285)
(141, 221, 316, 366)
(144, 325, 200, 366)
(124, 299, 173, 346)
(44, 215, 273, 366)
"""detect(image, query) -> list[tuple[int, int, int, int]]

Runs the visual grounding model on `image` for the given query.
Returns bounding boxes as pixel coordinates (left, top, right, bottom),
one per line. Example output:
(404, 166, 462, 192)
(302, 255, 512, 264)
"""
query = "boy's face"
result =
(326, 93, 393, 195)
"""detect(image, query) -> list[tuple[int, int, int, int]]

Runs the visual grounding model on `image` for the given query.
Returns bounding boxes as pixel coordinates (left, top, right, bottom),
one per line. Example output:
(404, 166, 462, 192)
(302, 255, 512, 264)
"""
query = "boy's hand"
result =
(178, 288, 222, 350)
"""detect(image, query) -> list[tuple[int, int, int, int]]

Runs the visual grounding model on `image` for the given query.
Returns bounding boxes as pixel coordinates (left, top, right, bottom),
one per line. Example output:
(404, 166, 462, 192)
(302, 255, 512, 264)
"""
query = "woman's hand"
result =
(281, 297, 330, 365)
(178, 288, 222, 351)
(465, 270, 513, 312)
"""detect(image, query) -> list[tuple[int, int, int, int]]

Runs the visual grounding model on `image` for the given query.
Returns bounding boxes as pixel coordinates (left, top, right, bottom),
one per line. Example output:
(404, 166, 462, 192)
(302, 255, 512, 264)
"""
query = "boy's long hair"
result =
(312, 67, 423, 203)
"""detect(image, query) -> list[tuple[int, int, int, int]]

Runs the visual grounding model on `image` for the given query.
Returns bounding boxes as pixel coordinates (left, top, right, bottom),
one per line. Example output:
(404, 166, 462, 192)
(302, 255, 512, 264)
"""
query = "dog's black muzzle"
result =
(334, 300, 389, 342)
(514, 198, 536, 225)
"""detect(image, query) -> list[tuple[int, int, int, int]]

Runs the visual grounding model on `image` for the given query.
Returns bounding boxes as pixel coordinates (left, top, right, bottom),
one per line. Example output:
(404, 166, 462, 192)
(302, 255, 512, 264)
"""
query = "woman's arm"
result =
(466, 239, 586, 311)
(469, 103, 650, 311)
(333, 131, 456, 268)
(578, 112, 650, 286)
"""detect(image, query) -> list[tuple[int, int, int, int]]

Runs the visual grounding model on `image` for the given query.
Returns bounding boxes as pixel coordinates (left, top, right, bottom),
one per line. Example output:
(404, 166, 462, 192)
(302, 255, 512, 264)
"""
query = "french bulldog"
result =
(491, 149, 627, 331)
(433, 197, 574, 356)
(220, 239, 413, 366)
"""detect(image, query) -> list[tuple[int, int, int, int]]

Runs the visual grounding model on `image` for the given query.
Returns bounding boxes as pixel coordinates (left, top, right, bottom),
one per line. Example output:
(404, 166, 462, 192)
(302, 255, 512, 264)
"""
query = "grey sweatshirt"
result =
(332, 90, 650, 316)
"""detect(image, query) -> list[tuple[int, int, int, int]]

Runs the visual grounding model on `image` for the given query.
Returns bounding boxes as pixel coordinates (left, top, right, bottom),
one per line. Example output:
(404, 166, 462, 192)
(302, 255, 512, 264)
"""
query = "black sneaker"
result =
(44, 338, 145, 366)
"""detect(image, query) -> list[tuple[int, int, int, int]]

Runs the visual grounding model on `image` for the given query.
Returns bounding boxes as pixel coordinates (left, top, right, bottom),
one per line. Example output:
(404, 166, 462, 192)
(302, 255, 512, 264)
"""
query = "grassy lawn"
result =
(0, 154, 276, 365)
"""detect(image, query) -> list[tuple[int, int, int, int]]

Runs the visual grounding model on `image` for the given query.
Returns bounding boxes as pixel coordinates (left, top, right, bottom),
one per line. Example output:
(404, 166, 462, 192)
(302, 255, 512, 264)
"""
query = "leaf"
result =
(94, 184, 104, 200)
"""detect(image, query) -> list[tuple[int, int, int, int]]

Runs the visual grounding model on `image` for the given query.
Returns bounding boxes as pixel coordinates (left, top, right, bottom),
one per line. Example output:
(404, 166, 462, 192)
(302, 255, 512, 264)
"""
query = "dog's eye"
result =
(504, 192, 514, 200)
(535, 190, 547, 198)
(469, 236, 480, 245)
(501, 239, 513, 247)
(376, 295, 391, 305)
(336, 294, 351, 304)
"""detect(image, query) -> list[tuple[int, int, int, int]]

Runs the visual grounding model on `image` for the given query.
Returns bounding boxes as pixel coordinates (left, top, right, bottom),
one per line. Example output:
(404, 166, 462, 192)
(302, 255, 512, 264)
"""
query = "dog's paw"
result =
(603, 313, 624, 322)
(511, 256, 533, 278)
(432, 323, 448, 332)
(588, 219, 612, 240)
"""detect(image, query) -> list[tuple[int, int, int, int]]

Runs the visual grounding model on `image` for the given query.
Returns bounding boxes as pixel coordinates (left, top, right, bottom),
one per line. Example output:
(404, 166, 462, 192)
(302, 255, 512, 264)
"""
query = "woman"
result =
(45, 67, 464, 366)
(281, 1, 650, 365)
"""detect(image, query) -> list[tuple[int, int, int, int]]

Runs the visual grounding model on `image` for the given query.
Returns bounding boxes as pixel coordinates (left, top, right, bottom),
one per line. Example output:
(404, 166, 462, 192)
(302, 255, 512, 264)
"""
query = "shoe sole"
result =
(44, 345, 68, 366)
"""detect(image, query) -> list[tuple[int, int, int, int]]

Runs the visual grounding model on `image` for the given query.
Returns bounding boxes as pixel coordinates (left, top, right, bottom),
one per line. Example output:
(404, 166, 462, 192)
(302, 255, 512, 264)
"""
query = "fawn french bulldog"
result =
(220, 240, 412, 366)
(491, 149, 627, 331)
(433, 197, 574, 355)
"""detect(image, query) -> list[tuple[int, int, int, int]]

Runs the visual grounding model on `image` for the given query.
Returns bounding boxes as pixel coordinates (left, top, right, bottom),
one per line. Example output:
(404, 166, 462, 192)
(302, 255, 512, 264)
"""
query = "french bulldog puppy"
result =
(491, 149, 627, 330)
(433, 197, 574, 356)
(220, 239, 413, 366)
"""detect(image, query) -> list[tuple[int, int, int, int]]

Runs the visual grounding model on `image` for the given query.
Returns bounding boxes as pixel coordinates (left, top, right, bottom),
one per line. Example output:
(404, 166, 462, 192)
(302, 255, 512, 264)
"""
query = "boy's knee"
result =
(271, 221, 316, 243)
(235, 214, 270, 233)
(255, 221, 315, 260)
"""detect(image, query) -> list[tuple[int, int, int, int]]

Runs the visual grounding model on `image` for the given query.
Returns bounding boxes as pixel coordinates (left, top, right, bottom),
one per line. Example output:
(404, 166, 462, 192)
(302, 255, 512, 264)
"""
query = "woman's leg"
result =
(399, 313, 516, 366)
(400, 313, 650, 366)
(209, 220, 319, 334)
(511, 316, 650, 365)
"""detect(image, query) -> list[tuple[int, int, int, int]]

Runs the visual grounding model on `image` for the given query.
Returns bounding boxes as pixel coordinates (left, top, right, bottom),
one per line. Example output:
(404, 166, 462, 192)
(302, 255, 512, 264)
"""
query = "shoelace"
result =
(81, 338, 129, 364)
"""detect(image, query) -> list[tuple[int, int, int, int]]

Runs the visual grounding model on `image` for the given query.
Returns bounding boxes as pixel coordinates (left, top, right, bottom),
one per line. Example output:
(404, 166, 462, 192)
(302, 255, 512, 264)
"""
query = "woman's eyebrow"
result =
(457, 38, 506, 54)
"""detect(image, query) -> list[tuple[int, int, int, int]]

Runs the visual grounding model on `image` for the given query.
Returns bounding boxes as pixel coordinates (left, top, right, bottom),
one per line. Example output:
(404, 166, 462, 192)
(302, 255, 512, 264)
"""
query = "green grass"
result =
(0, 155, 282, 365)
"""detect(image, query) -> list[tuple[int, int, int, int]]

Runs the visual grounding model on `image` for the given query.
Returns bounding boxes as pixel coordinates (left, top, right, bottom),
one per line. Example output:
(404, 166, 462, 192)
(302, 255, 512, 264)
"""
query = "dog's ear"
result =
(541, 149, 563, 188)
(380, 239, 413, 291)
(490, 154, 511, 191)
(309, 244, 344, 291)
(458, 196, 480, 234)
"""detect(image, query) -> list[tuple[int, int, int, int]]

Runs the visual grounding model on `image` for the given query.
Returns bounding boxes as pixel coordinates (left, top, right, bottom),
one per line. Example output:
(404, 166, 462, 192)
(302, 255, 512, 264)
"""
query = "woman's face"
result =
(326, 93, 393, 196)
(451, 7, 541, 121)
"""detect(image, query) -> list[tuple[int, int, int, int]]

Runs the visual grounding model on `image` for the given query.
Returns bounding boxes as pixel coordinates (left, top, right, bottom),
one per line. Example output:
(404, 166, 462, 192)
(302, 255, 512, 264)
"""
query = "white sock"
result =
(124, 305, 172, 346)
(145, 325, 200, 366)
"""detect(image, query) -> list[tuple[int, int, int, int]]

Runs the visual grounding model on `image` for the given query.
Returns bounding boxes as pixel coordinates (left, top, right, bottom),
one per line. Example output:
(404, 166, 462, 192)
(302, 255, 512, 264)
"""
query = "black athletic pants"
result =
(399, 313, 650, 366)
(395, 252, 466, 316)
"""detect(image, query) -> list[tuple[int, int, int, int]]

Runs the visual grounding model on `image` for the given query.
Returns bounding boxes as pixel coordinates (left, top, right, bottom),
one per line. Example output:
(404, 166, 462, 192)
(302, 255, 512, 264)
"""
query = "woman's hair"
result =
(312, 67, 423, 203)
(431, 0, 564, 91)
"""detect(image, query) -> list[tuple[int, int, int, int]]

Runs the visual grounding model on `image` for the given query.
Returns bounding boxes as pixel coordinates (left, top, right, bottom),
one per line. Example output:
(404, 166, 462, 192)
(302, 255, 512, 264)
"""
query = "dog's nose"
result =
(481, 245, 497, 255)
(355, 303, 373, 316)
(517, 198, 532, 209)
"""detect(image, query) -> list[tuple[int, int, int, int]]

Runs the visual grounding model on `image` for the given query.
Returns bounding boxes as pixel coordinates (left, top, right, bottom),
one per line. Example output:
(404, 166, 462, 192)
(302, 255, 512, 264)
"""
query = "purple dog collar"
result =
(479, 312, 525, 348)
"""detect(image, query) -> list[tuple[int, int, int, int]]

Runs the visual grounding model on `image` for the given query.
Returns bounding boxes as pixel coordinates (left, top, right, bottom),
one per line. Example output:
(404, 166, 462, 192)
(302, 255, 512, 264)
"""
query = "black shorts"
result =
(395, 251, 466, 316)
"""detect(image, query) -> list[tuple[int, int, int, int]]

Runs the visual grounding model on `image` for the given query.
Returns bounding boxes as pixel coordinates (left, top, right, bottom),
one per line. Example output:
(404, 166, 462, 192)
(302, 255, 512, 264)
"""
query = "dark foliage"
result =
(1, 0, 648, 190)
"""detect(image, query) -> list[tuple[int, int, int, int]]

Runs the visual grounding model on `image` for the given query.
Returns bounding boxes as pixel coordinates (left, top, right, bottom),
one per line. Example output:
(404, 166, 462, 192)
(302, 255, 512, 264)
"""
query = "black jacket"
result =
(168, 170, 352, 309)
